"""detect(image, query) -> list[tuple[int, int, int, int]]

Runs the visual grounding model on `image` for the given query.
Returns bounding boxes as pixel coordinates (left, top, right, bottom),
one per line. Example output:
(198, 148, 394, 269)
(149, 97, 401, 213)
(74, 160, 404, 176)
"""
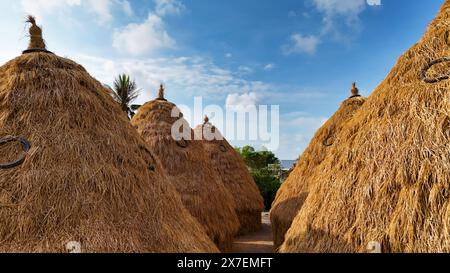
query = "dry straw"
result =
(194, 118, 264, 235)
(281, 1, 450, 253)
(270, 85, 366, 249)
(0, 17, 218, 253)
(131, 88, 240, 252)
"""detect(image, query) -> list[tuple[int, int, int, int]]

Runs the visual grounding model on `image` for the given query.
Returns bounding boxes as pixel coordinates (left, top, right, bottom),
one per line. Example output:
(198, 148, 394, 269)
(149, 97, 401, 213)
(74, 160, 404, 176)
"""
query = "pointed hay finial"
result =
(157, 84, 165, 99)
(350, 82, 360, 98)
(26, 15, 46, 51)
(204, 115, 209, 124)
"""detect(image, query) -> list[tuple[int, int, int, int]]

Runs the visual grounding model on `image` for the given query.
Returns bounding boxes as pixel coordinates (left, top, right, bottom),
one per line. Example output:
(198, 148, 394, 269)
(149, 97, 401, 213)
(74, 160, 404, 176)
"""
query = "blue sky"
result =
(0, 0, 445, 159)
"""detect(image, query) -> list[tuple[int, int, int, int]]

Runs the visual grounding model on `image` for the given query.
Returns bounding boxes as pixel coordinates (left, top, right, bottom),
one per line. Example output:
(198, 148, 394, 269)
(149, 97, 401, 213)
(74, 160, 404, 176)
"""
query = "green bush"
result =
(252, 168, 281, 210)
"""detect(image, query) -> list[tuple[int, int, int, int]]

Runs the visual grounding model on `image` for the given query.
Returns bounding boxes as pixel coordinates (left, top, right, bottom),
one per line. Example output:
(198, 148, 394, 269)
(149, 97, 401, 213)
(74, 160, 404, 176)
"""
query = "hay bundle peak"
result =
(194, 121, 264, 235)
(132, 91, 240, 252)
(350, 82, 360, 97)
(281, 0, 450, 253)
(0, 25, 218, 252)
(270, 90, 366, 249)
(157, 84, 166, 101)
(25, 15, 46, 51)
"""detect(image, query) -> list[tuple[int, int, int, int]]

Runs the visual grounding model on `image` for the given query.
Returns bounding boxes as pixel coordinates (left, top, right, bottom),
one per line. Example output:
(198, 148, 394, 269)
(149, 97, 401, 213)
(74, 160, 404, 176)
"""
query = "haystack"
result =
(281, 1, 450, 253)
(131, 87, 240, 252)
(0, 17, 218, 253)
(270, 84, 366, 249)
(194, 118, 264, 235)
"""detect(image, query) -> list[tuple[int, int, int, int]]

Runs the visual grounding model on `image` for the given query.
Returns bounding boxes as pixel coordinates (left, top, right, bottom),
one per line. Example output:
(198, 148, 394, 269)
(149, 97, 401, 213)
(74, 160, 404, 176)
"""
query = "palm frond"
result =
(110, 74, 141, 117)
(130, 104, 142, 111)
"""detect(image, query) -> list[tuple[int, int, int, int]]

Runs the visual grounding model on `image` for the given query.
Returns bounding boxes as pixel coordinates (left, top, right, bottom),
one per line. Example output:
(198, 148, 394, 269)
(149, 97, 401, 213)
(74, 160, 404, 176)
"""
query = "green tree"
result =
(235, 145, 282, 210)
(252, 168, 281, 210)
(108, 74, 141, 119)
(236, 145, 279, 169)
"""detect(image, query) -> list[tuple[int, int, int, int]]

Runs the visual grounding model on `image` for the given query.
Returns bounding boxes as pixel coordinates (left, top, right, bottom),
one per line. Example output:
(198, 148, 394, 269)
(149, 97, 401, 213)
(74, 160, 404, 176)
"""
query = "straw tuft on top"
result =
(24, 15, 48, 53)
(157, 84, 166, 101)
(350, 82, 360, 98)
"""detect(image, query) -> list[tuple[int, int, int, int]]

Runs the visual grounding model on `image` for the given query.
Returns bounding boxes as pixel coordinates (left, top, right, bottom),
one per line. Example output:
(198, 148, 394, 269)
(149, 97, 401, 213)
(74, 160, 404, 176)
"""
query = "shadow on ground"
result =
(232, 212, 273, 253)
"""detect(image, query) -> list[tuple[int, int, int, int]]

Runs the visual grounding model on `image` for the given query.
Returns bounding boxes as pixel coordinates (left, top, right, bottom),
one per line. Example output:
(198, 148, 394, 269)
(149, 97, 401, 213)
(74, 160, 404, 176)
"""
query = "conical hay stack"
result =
(270, 93, 366, 249)
(131, 95, 240, 252)
(281, 1, 450, 253)
(0, 18, 218, 252)
(194, 120, 264, 235)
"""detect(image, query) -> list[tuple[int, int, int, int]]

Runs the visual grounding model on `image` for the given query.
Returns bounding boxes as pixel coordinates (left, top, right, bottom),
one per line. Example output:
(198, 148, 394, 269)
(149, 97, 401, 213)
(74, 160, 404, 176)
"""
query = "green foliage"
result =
(107, 74, 140, 119)
(235, 145, 279, 169)
(235, 145, 282, 210)
(251, 168, 281, 210)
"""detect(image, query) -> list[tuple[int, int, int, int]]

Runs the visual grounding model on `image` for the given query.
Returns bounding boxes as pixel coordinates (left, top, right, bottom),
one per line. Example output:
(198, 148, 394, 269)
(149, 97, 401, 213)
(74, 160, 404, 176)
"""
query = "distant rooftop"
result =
(280, 160, 296, 171)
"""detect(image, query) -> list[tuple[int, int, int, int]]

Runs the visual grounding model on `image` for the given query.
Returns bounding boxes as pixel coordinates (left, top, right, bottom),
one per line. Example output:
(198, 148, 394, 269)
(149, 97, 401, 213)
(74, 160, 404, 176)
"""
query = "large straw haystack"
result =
(281, 1, 450, 253)
(0, 17, 218, 252)
(270, 86, 366, 249)
(194, 118, 264, 235)
(131, 88, 240, 252)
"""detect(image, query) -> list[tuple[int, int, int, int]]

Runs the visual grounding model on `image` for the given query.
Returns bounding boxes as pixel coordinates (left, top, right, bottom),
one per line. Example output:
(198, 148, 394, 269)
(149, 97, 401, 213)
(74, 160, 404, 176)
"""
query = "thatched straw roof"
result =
(131, 89, 240, 252)
(270, 86, 366, 250)
(281, 1, 450, 253)
(0, 18, 218, 252)
(194, 119, 264, 235)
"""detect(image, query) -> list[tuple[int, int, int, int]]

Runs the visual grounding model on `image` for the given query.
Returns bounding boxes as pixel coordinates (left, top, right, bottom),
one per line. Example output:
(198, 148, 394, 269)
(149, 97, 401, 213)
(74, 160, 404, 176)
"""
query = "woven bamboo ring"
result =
(22, 48, 53, 54)
(323, 135, 335, 147)
(0, 136, 31, 169)
(176, 139, 189, 148)
(420, 57, 450, 83)
(219, 144, 227, 152)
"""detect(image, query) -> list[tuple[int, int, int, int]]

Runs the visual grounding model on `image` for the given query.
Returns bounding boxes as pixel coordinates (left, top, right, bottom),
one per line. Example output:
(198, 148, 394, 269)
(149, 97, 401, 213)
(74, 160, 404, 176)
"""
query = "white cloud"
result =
(121, 0, 134, 16)
(284, 0, 381, 55)
(275, 112, 328, 159)
(112, 0, 185, 56)
(237, 65, 254, 75)
(155, 0, 185, 16)
(225, 92, 259, 112)
(20, 0, 81, 20)
(87, 0, 113, 22)
(20, 0, 132, 23)
(311, 0, 381, 34)
(313, 0, 366, 17)
(283, 33, 320, 55)
(264, 63, 275, 71)
(113, 13, 175, 55)
(367, 0, 381, 6)
(225, 53, 232, 58)
(285, 114, 328, 128)
(75, 54, 273, 105)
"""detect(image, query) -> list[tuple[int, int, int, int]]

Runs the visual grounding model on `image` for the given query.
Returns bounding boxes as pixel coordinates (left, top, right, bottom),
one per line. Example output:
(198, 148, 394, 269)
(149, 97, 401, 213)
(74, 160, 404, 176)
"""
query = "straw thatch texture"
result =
(0, 50, 218, 253)
(270, 95, 366, 250)
(281, 1, 450, 253)
(194, 121, 264, 235)
(131, 99, 240, 252)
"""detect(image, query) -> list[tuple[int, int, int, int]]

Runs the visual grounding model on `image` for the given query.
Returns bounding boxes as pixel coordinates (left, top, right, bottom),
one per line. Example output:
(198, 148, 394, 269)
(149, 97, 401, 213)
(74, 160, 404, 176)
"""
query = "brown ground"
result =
(231, 212, 273, 253)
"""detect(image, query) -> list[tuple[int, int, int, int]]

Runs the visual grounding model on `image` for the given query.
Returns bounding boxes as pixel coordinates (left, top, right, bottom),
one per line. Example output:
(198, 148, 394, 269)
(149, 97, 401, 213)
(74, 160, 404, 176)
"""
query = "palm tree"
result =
(109, 74, 141, 119)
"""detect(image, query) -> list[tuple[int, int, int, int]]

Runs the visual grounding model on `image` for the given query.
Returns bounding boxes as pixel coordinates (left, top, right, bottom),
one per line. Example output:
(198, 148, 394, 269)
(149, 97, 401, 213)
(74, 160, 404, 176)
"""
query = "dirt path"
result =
(232, 212, 273, 253)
